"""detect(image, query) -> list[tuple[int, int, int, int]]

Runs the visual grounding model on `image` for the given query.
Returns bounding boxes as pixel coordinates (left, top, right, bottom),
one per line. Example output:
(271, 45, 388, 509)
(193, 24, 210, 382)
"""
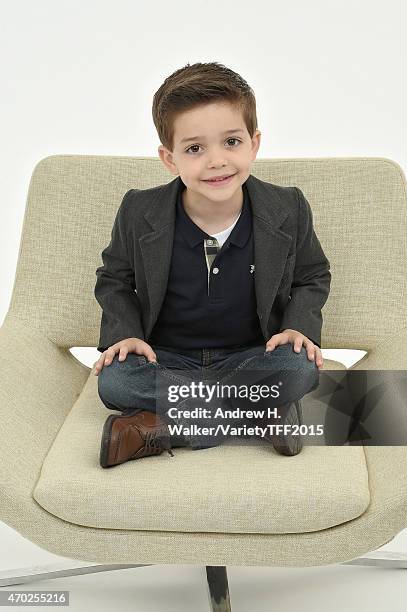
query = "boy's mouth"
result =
(202, 173, 236, 185)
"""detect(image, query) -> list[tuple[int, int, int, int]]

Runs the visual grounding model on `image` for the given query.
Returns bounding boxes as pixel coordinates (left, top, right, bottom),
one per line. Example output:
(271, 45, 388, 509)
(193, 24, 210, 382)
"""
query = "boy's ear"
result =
(158, 145, 174, 174)
(251, 130, 261, 159)
(157, 145, 178, 175)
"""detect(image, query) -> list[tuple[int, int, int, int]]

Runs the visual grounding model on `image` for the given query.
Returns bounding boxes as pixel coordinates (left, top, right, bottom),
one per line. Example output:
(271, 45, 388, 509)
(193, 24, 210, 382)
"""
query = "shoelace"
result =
(144, 422, 175, 457)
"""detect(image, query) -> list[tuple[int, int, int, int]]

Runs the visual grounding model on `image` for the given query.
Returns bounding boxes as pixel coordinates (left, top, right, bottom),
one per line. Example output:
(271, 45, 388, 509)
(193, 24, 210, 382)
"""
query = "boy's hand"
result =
(93, 338, 157, 376)
(265, 328, 323, 370)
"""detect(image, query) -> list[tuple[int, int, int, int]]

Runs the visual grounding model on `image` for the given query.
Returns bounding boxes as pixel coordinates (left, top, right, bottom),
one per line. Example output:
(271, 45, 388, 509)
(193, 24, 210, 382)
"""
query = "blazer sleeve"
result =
(94, 189, 145, 353)
(278, 187, 331, 348)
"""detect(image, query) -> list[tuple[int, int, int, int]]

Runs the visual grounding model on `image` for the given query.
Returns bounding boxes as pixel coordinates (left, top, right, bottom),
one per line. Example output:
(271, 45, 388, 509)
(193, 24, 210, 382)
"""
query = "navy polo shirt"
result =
(148, 180, 265, 350)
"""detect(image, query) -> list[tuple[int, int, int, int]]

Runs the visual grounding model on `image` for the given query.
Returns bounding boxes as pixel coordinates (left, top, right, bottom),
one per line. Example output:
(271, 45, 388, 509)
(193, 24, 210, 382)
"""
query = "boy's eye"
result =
(185, 138, 242, 154)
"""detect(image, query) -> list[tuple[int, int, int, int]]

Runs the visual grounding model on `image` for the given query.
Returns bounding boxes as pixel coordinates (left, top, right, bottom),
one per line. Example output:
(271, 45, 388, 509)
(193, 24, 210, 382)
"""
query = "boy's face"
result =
(158, 101, 261, 202)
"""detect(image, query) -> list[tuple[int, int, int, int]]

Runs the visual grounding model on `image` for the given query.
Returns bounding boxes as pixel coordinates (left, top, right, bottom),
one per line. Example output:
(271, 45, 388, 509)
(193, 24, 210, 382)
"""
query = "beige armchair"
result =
(1, 155, 407, 611)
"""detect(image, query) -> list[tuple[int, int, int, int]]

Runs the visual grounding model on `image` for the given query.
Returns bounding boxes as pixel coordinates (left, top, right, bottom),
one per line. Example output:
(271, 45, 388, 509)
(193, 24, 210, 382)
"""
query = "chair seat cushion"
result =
(32, 371, 370, 534)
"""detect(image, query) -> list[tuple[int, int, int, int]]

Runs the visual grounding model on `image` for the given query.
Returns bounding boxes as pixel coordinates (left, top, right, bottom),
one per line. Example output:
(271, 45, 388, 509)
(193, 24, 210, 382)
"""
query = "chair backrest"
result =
(4, 155, 407, 351)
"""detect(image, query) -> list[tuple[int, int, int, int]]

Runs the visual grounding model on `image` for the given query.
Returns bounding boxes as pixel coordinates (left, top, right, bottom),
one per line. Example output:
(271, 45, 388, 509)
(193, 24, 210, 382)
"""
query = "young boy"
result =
(94, 61, 331, 468)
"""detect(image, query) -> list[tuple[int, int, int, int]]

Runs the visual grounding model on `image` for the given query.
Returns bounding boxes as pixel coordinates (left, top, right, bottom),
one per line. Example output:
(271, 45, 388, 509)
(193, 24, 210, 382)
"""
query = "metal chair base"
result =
(1, 551, 405, 611)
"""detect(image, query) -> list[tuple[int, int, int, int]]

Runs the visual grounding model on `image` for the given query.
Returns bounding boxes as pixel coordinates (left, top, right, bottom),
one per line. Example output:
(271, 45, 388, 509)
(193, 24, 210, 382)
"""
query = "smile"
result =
(203, 174, 236, 186)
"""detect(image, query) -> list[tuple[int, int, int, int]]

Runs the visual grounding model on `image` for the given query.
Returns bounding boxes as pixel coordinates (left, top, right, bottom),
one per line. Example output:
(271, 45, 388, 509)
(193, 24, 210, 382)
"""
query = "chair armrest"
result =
(350, 332, 407, 370)
(362, 446, 407, 532)
(0, 317, 89, 524)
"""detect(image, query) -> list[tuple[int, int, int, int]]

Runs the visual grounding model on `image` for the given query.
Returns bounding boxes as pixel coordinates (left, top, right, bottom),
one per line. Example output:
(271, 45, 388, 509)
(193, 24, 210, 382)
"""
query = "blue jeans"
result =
(97, 342, 320, 449)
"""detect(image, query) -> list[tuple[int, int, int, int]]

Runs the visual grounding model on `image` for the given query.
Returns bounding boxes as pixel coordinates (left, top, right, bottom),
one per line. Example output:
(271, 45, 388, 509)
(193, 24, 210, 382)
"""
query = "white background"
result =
(1, 1, 406, 610)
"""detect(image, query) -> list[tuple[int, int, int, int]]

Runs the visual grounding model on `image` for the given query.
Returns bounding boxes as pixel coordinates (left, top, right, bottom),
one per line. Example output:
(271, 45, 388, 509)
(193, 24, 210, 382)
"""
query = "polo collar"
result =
(177, 180, 252, 249)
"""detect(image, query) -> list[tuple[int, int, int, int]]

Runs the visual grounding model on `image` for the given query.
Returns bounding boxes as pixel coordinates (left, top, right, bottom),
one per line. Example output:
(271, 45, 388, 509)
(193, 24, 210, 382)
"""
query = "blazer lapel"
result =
(139, 174, 293, 340)
(246, 174, 293, 338)
(139, 177, 179, 339)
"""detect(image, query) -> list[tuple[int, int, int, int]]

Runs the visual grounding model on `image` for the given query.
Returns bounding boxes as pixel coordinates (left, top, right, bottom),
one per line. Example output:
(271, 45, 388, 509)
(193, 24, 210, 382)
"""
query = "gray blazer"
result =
(94, 174, 331, 352)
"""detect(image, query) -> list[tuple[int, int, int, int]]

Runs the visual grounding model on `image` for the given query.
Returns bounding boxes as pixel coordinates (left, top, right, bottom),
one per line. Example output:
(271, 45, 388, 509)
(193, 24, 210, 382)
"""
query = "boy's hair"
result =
(152, 61, 258, 152)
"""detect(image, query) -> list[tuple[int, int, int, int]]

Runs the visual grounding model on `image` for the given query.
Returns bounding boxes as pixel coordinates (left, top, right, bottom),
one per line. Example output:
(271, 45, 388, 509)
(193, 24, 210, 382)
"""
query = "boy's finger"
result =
(94, 361, 102, 375)
(104, 350, 116, 365)
(118, 349, 127, 361)
(294, 339, 304, 353)
(147, 349, 157, 362)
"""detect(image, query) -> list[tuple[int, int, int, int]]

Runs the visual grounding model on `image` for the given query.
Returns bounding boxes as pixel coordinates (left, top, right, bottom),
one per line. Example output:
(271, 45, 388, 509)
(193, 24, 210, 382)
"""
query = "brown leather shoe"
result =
(268, 400, 303, 456)
(100, 409, 175, 468)
(250, 400, 303, 456)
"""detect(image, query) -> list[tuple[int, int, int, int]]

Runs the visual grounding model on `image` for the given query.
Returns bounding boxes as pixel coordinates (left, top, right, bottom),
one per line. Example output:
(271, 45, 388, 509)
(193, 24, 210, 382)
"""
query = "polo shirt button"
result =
(212, 267, 219, 274)
(207, 239, 213, 244)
